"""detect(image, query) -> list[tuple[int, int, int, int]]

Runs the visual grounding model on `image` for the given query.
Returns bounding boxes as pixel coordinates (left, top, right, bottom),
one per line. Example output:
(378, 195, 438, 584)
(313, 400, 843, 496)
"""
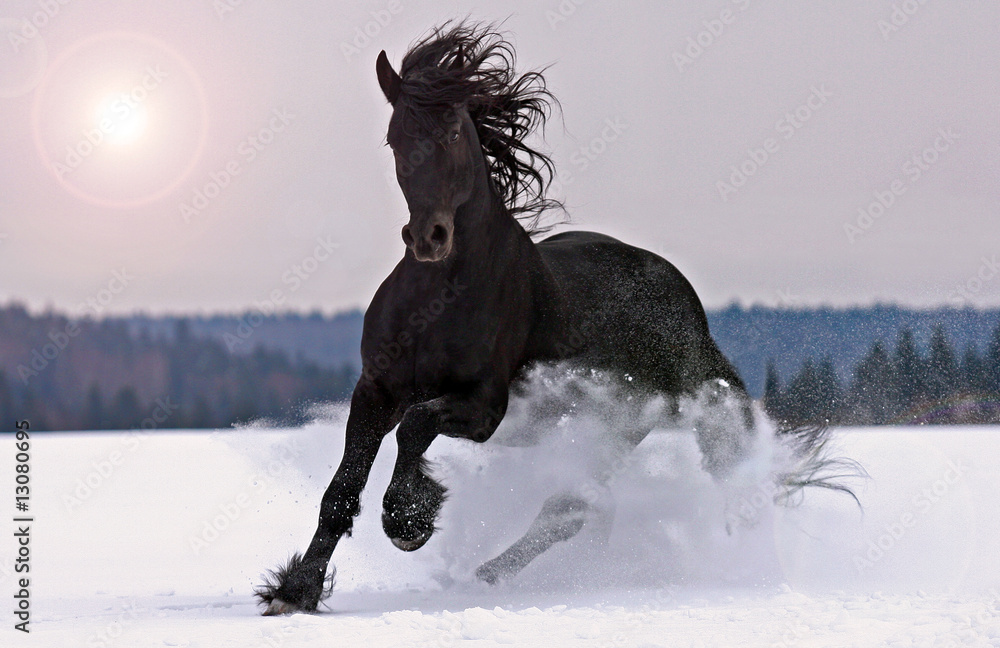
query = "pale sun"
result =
(92, 91, 149, 147)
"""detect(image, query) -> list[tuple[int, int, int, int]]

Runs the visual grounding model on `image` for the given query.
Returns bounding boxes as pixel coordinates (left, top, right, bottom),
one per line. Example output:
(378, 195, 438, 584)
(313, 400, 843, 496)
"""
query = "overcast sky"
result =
(1, 1, 998, 316)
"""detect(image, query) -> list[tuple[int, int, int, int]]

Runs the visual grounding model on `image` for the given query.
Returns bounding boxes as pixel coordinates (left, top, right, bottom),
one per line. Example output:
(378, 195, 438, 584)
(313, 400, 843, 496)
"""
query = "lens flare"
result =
(31, 32, 209, 209)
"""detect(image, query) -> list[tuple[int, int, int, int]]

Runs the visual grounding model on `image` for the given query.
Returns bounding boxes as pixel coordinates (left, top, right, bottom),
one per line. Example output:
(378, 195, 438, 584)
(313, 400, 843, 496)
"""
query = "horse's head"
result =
(374, 24, 562, 260)
(377, 50, 482, 264)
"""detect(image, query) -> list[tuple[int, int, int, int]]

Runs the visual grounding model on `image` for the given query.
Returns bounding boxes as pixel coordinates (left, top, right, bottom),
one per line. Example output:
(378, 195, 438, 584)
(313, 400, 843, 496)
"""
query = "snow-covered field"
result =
(3, 409, 999, 647)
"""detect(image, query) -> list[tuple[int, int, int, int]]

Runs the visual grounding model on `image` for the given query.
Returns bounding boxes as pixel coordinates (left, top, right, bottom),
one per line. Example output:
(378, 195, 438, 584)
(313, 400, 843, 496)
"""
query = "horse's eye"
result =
(448, 130, 460, 143)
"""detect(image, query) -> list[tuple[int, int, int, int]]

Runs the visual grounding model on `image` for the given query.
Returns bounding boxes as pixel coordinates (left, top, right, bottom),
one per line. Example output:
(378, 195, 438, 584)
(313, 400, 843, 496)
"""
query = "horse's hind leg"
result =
(475, 405, 656, 584)
(475, 490, 603, 585)
(689, 376, 768, 532)
(691, 377, 757, 480)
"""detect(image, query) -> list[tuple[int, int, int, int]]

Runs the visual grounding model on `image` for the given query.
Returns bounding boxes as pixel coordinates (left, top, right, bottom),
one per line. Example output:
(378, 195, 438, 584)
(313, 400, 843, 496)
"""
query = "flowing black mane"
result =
(396, 22, 562, 235)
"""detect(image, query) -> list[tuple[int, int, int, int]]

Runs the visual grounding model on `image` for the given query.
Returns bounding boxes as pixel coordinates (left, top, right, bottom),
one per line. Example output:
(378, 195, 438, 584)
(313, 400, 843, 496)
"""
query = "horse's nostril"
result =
(401, 225, 414, 247)
(430, 224, 448, 245)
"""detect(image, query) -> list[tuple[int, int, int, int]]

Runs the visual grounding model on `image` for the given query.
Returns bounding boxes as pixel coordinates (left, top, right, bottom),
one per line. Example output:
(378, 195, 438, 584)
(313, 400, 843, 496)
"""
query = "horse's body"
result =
(256, 24, 807, 615)
(364, 225, 746, 437)
(535, 231, 746, 394)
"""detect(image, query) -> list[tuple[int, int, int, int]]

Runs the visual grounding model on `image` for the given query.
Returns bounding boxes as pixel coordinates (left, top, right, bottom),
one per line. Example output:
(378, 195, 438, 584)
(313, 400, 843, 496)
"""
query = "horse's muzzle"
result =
(401, 213, 454, 262)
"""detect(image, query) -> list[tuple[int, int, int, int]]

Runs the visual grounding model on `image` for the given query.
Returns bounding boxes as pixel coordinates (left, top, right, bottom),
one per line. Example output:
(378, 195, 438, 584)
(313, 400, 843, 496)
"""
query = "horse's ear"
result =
(449, 45, 464, 71)
(376, 50, 401, 104)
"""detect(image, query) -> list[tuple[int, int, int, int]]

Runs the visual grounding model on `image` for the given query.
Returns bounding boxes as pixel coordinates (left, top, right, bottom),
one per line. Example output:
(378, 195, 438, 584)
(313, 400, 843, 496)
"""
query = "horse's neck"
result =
(451, 191, 537, 289)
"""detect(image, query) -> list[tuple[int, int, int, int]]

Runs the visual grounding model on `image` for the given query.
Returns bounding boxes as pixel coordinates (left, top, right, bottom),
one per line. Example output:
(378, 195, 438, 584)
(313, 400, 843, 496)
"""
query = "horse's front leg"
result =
(382, 385, 507, 551)
(256, 382, 397, 615)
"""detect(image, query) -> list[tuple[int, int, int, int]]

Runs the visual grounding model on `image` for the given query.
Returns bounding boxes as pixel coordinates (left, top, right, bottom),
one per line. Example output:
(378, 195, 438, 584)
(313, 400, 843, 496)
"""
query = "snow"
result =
(3, 411, 1000, 647)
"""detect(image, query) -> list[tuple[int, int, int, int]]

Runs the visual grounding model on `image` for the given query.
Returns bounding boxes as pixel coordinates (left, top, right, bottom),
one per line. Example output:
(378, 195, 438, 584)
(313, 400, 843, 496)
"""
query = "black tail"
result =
(773, 422, 868, 509)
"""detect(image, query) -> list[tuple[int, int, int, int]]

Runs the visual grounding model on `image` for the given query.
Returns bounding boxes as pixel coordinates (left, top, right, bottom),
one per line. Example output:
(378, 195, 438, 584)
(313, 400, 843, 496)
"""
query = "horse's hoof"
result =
(390, 534, 429, 552)
(262, 598, 300, 616)
(475, 564, 500, 586)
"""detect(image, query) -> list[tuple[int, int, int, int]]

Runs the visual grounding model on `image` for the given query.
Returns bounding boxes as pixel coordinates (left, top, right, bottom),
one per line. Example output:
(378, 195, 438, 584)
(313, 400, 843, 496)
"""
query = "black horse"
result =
(257, 23, 846, 615)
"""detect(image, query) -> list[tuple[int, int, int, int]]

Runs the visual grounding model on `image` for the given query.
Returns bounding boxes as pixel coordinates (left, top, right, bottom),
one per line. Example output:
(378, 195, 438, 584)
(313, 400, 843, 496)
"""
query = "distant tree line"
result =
(708, 304, 1000, 398)
(764, 323, 1000, 426)
(0, 305, 356, 432)
(3, 302, 1000, 431)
